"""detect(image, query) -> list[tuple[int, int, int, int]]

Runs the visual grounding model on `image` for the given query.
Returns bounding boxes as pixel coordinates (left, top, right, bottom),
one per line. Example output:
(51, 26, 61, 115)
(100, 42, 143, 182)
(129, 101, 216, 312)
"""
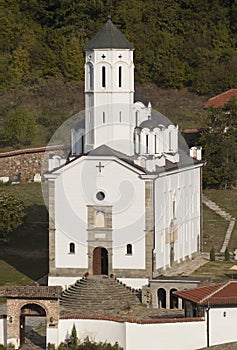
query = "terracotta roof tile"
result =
(174, 281, 237, 306)
(204, 89, 237, 109)
(4, 286, 62, 299)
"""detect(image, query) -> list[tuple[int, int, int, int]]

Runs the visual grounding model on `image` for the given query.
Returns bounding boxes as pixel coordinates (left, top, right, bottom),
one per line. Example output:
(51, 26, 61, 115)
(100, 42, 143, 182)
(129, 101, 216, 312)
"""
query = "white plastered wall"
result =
(0, 317, 7, 347)
(209, 307, 237, 346)
(53, 318, 206, 350)
(53, 156, 146, 271)
(154, 165, 201, 270)
(57, 319, 126, 349)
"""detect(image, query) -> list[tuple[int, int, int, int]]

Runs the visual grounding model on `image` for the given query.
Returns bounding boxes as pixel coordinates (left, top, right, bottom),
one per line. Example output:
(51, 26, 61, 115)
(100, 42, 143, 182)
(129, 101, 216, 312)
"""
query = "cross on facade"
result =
(96, 162, 104, 173)
(101, 54, 106, 59)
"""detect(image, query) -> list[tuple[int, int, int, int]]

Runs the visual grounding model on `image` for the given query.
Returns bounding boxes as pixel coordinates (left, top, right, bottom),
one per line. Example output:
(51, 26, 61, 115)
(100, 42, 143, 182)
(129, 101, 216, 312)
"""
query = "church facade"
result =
(46, 19, 203, 289)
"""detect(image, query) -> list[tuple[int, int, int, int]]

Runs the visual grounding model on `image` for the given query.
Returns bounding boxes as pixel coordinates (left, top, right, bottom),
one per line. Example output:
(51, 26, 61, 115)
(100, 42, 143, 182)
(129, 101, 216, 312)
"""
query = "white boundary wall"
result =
(0, 316, 7, 347)
(209, 307, 237, 346)
(51, 318, 206, 350)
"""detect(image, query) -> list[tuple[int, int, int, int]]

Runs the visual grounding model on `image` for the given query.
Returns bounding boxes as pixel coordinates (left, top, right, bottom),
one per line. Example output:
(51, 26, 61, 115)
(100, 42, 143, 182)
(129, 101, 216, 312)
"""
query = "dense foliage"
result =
(0, 192, 26, 242)
(5, 106, 37, 146)
(1, 0, 236, 95)
(201, 98, 237, 188)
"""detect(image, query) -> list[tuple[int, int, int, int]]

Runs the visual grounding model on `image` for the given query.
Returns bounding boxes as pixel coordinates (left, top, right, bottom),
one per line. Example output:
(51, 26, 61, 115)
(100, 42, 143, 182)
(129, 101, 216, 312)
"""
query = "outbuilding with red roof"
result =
(204, 89, 237, 109)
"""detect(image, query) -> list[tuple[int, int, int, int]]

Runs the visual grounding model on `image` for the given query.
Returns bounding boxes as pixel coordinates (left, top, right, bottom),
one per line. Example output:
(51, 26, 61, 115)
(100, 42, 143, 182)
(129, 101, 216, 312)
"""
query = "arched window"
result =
(88, 64, 93, 90)
(69, 242, 75, 254)
(135, 111, 139, 126)
(119, 111, 122, 123)
(102, 66, 106, 87)
(172, 199, 176, 219)
(154, 134, 158, 154)
(102, 112, 105, 123)
(126, 244, 132, 255)
(118, 66, 122, 87)
(94, 210, 105, 227)
(146, 134, 149, 154)
(158, 288, 166, 308)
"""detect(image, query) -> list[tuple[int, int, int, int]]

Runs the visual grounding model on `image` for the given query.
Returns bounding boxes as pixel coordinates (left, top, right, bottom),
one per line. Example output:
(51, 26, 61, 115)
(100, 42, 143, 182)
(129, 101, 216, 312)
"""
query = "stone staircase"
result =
(60, 275, 143, 316)
(203, 194, 236, 253)
(202, 194, 232, 221)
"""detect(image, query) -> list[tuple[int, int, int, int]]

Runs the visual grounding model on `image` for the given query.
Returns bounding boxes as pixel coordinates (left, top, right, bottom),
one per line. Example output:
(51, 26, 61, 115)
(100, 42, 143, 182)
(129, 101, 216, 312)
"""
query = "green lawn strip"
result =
(203, 189, 237, 253)
(0, 183, 49, 284)
(204, 189, 237, 219)
(191, 261, 237, 283)
(228, 224, 237, 252)
(202, 204, 228, 252)
(0, 260, 33, 287)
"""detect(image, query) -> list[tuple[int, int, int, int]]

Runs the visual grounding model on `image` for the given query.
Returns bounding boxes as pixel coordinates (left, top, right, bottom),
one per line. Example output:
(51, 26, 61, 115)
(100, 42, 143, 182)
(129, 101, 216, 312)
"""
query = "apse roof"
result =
(84, 18, 134, 50)
(138, 112, 173, 129)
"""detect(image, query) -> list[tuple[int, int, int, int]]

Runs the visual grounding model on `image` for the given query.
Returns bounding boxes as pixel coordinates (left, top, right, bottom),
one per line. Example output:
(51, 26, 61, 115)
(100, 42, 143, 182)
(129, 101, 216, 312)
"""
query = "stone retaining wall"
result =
(0, 146, 68, 182)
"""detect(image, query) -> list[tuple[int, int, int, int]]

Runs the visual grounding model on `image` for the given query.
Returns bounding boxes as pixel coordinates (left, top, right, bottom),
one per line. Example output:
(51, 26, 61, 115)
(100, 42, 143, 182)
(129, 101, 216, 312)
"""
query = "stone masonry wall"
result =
(0, 146, 67, 181)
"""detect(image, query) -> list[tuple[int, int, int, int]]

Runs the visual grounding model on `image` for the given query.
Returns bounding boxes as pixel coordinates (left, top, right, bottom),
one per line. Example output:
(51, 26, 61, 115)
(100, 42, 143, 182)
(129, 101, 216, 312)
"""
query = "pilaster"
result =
(145, 180, 154, 278)
(48, 180, 56, 274)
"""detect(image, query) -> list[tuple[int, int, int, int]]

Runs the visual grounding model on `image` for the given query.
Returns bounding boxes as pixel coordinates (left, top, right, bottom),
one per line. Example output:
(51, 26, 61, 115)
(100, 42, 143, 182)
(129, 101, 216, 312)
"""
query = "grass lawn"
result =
(202, 205, 229, 252)
(0, 183, 48, 288)
(204, 189, 237, 252)
(192, 261, 237, 283)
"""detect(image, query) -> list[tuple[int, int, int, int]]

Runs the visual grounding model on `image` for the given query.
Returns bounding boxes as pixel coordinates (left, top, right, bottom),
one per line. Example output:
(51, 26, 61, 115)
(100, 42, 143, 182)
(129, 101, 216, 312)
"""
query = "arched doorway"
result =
(157, 288, 166, 308)
(170, 288, 178, 309)
(20, 303, 46, 348)
(93, 247, 108, 275)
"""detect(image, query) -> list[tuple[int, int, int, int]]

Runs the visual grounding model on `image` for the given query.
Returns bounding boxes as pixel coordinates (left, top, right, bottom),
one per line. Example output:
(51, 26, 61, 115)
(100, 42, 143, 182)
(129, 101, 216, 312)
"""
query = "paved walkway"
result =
(163, 253, 209, 276)
(202, 194, 236, 253)
(199, 342, 237, 350)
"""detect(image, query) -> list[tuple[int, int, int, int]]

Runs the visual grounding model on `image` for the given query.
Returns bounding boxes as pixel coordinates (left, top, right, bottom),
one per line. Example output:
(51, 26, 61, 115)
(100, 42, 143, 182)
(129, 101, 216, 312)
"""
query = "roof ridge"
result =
(200, 282, 228, 304)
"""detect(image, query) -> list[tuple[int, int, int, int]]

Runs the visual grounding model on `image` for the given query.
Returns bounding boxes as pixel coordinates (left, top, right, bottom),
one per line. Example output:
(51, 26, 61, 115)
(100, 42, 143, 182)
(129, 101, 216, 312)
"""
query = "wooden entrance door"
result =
(93, 247, 108, 275)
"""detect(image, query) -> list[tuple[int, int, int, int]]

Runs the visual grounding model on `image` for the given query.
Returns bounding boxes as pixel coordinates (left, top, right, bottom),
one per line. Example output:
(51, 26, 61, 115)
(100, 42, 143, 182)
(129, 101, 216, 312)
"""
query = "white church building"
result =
(46, 18, 203, 289)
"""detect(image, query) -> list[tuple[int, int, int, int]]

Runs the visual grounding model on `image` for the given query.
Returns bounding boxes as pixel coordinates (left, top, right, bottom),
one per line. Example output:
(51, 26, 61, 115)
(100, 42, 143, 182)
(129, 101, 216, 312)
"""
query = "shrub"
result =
(210, 247, 215, 261)
(224, 247, 230, 261)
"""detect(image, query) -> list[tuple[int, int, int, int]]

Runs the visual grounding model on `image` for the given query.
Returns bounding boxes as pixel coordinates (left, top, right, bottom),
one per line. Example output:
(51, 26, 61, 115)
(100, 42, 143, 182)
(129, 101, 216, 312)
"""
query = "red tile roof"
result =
(174, 281, 237, 306)
(60, 314, 204, 324)
(204, 89, 237, 109)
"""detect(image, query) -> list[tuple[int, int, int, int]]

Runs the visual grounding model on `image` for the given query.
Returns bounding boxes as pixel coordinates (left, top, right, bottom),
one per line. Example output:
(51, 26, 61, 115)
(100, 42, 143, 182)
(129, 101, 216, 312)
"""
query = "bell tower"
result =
(84, 18, 135, 155)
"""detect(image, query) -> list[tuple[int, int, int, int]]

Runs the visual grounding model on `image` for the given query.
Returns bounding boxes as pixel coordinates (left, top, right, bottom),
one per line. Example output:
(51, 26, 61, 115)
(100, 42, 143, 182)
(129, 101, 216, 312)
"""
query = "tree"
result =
(201, 100, 237, 188)
(69, 324, 78, 350)
(224, 247, 230, 261)
(210, 247, 215, 261)
(5, 107, 37, 146)
(0, 193, 26, 242)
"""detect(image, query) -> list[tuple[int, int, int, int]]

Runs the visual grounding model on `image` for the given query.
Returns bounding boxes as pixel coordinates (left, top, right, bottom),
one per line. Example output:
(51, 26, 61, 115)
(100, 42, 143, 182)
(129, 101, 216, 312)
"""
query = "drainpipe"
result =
(206, 305, 210, 347)
(152, 178, 155, 278)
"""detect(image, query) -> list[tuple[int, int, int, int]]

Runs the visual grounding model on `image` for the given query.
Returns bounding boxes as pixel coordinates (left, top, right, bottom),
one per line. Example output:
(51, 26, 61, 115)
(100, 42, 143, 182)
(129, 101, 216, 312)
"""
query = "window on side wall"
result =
(69, 242, 75, 254)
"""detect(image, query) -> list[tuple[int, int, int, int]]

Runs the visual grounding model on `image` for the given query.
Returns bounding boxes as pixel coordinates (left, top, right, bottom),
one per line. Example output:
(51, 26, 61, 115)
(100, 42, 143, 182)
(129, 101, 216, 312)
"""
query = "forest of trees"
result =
(0, 0, 236, 188)
(1, 0, 236, 95)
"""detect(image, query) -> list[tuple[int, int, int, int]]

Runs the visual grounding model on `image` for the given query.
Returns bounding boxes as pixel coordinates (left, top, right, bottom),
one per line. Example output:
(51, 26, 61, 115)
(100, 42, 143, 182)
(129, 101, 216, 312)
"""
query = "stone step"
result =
(220, 219, 236, 253)
(60, 276, 143, 316)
